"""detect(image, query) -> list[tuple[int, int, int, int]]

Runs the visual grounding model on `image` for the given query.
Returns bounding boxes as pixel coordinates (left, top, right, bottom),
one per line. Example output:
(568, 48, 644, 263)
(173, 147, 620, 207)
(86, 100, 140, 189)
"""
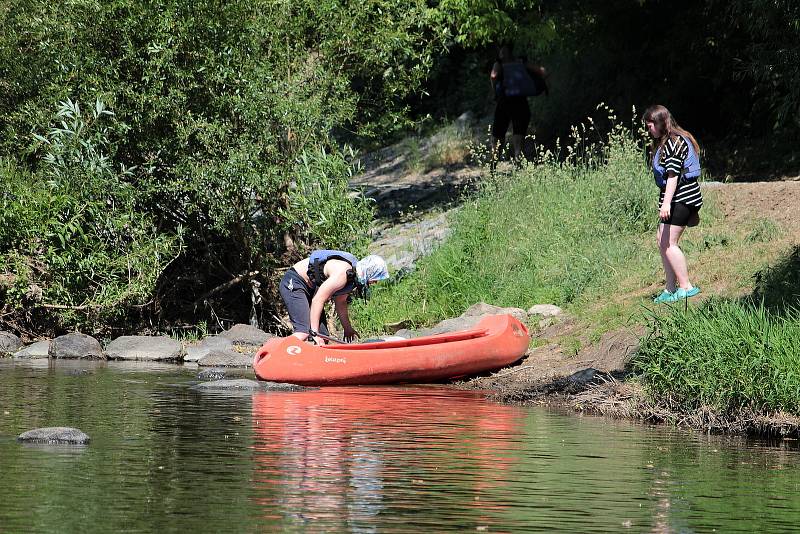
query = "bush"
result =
(632, 299, 800, 414)
(0, 100, 177, 331)
(0, 0, 449, 332)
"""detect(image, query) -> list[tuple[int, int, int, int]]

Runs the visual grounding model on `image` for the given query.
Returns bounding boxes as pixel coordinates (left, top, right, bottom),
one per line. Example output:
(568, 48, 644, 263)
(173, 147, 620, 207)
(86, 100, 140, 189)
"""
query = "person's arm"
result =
(490, 61, 501, 88)
(308, 269, 348, 343)
(333, 294, 358, 342)
(660, 137, 686, 220)
(526, 62, 549, 96)
(660, 173, 678, 221)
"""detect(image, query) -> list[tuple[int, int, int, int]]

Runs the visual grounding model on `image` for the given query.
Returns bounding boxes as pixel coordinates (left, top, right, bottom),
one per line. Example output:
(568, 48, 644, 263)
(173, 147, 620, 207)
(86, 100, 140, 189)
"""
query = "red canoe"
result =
(252, 314, 530, 386)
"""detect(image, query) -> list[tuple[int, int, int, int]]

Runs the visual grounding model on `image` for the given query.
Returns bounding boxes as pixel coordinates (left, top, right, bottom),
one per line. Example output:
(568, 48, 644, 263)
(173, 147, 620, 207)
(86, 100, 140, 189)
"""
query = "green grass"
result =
(351, 114, 800, 417)
(633, 299, 800, 414)
(354, 124, 654, 332)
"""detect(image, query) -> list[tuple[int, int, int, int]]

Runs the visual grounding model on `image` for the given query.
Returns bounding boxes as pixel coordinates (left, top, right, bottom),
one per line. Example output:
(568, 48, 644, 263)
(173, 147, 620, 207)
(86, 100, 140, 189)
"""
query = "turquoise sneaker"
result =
(666, 286, 700, 302)
(653, 289, 674, 304)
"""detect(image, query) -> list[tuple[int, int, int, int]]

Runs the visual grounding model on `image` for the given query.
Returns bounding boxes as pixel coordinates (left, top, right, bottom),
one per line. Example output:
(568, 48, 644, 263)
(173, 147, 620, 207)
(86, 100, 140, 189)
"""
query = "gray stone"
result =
(0, 331, 22, 356)
(193, 378, 311, 392)
(220, 324, 273, 346)
(527, 304, 563, 317)
(423, 302, 528, 336)
(13, 340, 51, 359)
(567, 368, 600, 385)
(394, 328, 419, 339)
(184, 336, 233, 362)
(460, 302, 528, 322)
(49, 333, 104, 360)
(197, 367, 229, 381)
(197, 349, 253, 368)
(18, 427, 90, 445)
(106, 335, 183, 361)
(396, 302, 528, 338)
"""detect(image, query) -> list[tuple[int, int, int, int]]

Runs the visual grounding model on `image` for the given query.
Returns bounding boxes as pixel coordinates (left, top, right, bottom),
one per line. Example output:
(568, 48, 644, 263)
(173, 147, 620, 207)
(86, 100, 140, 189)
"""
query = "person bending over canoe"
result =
(279, 251, 389, 344)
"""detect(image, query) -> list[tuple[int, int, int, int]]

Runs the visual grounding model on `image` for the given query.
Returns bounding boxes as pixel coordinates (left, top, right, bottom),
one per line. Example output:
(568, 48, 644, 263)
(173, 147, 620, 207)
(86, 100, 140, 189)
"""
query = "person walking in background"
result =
(490, 42, 548, 163)
(279, 251, 389, 344)
(644, 105, 703, 303)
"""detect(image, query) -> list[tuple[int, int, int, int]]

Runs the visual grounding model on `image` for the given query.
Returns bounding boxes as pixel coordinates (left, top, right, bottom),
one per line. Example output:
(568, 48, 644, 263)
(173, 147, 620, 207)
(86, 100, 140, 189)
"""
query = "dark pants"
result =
(492, 96, 531, 138)
(279, 268, 329, 335)
(662, 202, 700, 227)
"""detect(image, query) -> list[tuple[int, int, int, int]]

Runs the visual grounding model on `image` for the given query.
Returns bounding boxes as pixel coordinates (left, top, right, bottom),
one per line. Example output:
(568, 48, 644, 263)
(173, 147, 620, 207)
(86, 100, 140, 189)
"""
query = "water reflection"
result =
(2, 361, 800, 532)
(250, 387, 525, 530)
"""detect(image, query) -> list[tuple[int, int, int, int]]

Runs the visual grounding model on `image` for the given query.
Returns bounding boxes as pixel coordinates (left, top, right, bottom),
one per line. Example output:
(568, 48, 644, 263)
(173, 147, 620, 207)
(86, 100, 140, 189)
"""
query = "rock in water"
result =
(18, 427, 90, 445)
(193, 379, 313, 392)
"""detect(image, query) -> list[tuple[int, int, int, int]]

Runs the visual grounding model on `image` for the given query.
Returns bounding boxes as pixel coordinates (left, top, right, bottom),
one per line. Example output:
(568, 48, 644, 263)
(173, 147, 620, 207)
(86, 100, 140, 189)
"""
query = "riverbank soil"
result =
(356, 138, 800, 433)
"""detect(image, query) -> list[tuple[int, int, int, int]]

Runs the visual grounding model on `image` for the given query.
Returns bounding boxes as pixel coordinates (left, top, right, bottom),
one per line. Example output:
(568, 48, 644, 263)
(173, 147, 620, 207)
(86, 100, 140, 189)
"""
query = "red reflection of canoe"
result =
(253, 314, 529, 386)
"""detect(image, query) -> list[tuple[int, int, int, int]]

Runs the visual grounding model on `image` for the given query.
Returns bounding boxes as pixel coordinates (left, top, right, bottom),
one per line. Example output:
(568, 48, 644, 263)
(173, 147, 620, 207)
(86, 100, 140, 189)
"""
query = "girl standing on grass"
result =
(644, 105, 702, 303)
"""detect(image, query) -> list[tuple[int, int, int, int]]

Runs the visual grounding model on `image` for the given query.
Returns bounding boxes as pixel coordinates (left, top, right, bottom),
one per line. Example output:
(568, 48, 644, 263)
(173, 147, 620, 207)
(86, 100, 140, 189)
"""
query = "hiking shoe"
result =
(666, 286, 701, 302)
(653, 290, 674, 304)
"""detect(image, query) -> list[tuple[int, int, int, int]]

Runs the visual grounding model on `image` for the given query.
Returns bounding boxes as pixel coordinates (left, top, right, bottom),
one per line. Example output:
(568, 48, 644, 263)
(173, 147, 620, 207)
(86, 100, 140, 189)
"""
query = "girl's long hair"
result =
(643, 105, 700, 164)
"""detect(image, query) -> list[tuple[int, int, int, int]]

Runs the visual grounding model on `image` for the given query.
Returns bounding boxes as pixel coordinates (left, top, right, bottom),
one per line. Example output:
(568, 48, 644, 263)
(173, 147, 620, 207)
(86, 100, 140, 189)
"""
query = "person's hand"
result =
(343, 327, 359, 343)
(308, 331, 326, 345)
(659, 203, 671, 221)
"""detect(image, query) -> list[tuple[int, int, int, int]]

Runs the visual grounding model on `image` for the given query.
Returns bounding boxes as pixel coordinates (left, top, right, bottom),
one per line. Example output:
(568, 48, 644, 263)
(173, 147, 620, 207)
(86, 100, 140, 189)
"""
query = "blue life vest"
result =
(653, 135, 701, 188)
(307, 250, 359, 296)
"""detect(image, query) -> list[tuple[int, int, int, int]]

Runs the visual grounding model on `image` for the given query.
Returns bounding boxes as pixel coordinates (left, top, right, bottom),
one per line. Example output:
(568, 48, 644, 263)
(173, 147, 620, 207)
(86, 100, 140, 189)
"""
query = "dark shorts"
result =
(661, 202, 700, 227)
(279, 268, 329, 335)
(492, 96, 531, 138)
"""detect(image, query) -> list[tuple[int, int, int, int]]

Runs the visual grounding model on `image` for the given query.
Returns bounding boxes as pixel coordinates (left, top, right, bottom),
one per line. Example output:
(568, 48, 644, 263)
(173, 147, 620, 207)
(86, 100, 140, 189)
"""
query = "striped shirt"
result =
(657, 136, 703, 207)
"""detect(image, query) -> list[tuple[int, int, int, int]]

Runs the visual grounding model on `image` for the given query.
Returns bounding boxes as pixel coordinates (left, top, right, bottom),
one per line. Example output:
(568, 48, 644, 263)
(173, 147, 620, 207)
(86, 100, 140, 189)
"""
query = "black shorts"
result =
(279, 268, 329, 335)
(661, 202, 700, 227)
(492, 96, 531, 138)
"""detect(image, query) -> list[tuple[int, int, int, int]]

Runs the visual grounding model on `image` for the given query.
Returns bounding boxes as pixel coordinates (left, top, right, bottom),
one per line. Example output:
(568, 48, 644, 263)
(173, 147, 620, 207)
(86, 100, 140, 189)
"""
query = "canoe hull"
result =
(253, 314, 529, 386)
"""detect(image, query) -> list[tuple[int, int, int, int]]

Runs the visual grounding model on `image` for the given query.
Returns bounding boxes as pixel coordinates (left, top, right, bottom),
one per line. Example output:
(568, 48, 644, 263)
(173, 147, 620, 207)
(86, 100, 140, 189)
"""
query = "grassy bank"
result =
(355, 116, 800, 423)
(356, 119, 654, 333)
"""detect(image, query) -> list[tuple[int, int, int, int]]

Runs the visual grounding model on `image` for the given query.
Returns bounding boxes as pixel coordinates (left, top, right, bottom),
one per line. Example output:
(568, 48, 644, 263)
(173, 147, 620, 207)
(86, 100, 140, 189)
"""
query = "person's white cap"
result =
(356, 255, 389, 286)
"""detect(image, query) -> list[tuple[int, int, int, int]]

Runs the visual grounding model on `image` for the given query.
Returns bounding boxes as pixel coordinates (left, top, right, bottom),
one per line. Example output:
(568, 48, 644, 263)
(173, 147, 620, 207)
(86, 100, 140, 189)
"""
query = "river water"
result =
(1, 359, 798, 533)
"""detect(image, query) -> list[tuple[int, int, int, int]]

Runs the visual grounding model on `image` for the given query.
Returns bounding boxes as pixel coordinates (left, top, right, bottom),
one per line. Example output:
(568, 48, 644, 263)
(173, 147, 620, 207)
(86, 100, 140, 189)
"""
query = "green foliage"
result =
(0, 0, 454, 331)
(356, 111, 653, 332)
(745, 218, 782, 244)
(633, 299, 800, 414)
(0, 100, 177, 330)
(725, 0, 800, 130)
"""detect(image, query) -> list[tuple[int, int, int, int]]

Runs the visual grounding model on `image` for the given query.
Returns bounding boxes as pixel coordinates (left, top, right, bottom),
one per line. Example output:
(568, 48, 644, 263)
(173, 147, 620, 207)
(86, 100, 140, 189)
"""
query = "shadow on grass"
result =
(747, 244, 800, 314)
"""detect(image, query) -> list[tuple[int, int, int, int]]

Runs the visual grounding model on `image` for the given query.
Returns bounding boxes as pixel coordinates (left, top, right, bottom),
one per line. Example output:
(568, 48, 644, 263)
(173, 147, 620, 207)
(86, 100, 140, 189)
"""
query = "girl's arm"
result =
(660, 173, 679, 221)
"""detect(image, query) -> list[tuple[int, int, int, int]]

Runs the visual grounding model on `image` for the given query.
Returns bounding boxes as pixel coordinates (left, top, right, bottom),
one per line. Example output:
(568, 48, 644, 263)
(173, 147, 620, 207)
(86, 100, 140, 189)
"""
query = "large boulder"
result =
(49, 333, 104, 360)
(184, 336, 233, 362)
(0, 331, 22, 356)
(397, 302, 528, 337)
(18, 427, 90, 445)
(220, 324, 273, 346)
(13, 340, 51, 359)
(197, 349, 253, 368)
(106, 335, 183, 361)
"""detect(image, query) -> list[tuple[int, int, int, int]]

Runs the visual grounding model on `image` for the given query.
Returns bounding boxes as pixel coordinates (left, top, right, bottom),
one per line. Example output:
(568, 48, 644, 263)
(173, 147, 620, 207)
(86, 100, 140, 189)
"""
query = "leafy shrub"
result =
(1, 100, 177, 331)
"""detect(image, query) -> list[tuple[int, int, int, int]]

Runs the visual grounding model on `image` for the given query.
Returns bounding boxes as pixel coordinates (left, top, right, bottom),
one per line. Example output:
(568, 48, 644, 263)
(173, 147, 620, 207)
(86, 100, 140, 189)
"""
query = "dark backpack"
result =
(497, 62, 545, 98)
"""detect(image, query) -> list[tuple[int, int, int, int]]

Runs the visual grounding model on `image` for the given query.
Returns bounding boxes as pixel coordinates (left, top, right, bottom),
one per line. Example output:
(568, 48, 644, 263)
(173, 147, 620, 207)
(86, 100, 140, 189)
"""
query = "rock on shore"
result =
(49, 333, 104, 360)
(0, 331, 23, 356)
(106, 335, 183, 361)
